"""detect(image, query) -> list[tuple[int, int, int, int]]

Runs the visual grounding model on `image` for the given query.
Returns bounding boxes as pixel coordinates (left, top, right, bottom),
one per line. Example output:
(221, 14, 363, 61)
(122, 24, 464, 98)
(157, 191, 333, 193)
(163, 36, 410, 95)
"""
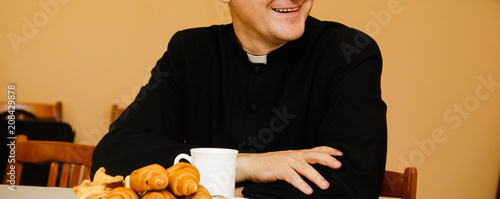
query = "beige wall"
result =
(1, 0, 499, 198)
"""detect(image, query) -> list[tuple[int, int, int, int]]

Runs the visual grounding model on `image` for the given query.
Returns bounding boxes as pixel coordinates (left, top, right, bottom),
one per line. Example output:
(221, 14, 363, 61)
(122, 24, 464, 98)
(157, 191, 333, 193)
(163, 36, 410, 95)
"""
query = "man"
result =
(92, 0, 387, 198)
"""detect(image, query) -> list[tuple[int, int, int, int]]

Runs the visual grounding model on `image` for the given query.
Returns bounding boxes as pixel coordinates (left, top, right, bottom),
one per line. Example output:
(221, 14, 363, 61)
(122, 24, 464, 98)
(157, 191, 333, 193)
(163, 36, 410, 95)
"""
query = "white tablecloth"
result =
(0, 184, 77, 199)
(0, 184, 249, 199)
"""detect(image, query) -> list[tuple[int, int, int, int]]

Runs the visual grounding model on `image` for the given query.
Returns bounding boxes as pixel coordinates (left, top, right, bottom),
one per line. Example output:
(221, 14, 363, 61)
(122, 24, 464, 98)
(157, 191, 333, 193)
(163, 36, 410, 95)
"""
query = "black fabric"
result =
(1, 120, 74, 186)
(92, 16, 387, 199)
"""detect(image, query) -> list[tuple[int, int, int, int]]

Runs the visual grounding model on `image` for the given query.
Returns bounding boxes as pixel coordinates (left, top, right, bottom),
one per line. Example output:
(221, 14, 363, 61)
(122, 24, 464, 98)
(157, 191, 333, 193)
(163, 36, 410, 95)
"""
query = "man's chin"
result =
(276, 29, 305, 42)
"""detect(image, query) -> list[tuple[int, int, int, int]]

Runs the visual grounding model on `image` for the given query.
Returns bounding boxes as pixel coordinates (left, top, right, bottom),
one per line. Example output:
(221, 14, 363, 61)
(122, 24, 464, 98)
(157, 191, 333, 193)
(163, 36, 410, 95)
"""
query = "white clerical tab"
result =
(247, 53, 267, 64)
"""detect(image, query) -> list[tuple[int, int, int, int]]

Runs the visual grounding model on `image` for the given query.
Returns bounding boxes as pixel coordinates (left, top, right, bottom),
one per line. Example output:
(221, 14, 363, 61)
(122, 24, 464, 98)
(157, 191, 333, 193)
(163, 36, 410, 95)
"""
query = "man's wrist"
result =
(235, 153, 252, 183)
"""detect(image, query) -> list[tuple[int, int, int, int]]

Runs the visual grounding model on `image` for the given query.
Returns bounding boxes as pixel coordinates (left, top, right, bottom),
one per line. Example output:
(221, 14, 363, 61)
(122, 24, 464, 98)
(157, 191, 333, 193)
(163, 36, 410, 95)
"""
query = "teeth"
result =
(272, 7, 299, 13)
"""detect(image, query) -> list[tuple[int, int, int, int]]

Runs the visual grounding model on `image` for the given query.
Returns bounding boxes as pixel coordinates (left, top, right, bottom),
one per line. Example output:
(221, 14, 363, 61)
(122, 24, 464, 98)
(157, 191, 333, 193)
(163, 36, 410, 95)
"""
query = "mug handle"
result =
(174, 153, 192, 164)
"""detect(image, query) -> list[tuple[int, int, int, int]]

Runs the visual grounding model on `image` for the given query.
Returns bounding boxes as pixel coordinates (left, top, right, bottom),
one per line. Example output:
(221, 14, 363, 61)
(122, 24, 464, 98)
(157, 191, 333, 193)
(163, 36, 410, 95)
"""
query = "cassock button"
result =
(253, 65, 262, 74)
(248, 104, 258, 112)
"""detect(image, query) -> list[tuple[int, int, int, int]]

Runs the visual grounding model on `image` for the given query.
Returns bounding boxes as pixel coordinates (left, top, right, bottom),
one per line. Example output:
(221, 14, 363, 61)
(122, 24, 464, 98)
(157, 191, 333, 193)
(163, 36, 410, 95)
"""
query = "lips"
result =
(272, 7, 300, 13)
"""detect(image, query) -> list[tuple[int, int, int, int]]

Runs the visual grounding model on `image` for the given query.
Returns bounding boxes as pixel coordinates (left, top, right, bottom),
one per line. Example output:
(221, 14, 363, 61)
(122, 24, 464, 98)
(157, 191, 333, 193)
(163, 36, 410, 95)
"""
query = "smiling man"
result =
(92, 0, 387, 198)
(223, 0, 313, 55)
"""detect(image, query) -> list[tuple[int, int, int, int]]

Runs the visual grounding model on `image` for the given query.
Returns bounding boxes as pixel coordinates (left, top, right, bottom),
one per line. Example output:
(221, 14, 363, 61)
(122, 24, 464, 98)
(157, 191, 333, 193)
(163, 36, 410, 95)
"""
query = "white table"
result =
(0, 184, 77, 199)
(0, 184, 248, 199)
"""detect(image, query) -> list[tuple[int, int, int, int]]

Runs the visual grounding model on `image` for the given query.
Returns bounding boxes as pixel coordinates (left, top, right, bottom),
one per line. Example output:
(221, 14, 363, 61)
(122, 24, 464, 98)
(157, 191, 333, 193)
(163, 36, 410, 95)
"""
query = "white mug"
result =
(174, 148, 238, 197)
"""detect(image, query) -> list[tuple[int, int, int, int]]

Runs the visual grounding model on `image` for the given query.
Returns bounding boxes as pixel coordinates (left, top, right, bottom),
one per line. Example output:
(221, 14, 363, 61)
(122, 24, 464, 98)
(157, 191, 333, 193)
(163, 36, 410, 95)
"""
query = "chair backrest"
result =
(111, 104, 126, 122)
(380, 167, 418, 199)
(0, 101, 62, 121)
(3, 135, 95, 188)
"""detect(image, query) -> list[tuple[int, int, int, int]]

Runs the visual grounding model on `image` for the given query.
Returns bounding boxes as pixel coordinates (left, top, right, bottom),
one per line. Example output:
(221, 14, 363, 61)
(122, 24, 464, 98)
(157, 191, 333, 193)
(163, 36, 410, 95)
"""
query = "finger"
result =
(311, 146, 343, 156)
(291, 160, 330, 190)
(234, 186, 244, 197)
(280, 168, 314, 195)
(302, 151, 342, 169)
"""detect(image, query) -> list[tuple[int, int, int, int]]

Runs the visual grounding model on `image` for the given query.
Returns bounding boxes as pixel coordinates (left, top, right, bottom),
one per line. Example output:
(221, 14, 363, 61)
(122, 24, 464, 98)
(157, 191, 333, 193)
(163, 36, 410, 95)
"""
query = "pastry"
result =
(93, 167, 125, 188)
(142, 190, 177, 199)
(183, 185, 212, 199)
(129, 164, 169, 192)
(105, 187, 139, 199)
(74, 163, 208, 199)
(74, 168, 124, 199)
(73, 179, 112, 199)
(166, 162, 200, 196)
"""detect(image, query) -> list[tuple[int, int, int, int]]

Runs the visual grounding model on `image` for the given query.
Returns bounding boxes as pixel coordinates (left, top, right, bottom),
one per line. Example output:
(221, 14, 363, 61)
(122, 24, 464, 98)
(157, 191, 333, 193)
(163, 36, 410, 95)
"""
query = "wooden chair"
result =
(111, 104, 126, 122)
(0, 101, 62, 121)
(380, 167, 418, 199)
(3, 135, 95, 188)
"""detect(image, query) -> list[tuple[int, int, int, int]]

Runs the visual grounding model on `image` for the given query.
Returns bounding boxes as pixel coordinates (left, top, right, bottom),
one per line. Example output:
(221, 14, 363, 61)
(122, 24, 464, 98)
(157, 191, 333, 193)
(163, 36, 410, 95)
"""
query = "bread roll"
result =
(105, 187, 139, 199)
(142, 190, 177, 199)
(129, 164, 169, 192)
(182, 185, 212, 199)
(166, 162, 200, 196)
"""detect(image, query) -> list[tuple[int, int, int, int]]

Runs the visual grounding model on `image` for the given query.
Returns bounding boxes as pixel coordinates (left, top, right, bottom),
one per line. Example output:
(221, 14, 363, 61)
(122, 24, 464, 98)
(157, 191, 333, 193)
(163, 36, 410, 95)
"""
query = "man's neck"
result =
(233, 27, 287, 56)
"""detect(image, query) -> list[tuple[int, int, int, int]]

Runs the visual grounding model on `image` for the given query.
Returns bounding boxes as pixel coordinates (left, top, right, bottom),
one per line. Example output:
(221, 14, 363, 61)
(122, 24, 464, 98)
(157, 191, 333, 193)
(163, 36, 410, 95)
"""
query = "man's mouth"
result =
(272, 7, 300, 13)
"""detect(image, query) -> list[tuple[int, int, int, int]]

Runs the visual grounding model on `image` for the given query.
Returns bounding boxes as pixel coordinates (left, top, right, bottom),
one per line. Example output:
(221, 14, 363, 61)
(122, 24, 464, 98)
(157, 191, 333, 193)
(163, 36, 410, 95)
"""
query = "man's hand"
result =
(235, 146, 343, 195)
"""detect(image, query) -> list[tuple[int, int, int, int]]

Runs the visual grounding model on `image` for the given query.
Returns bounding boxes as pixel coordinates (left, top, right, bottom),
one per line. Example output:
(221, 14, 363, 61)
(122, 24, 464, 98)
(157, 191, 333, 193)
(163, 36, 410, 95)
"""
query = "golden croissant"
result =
(129, 164, 169, 192)
(142, 190, 177, 199)
(105, 187, 139, 199)
(183, 185, 212, 199)
(166, 162, 200, 196)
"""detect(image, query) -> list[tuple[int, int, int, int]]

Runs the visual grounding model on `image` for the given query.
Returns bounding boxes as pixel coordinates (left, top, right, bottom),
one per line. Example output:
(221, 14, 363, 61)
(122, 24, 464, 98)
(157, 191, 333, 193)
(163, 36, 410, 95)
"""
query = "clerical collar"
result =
(247, 53, 267, 65)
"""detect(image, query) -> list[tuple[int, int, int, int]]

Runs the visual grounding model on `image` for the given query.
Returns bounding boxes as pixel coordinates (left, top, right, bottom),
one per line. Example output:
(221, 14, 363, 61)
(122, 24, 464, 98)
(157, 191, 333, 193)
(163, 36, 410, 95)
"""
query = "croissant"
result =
(183, 185, 212, 199)
(129, 164, 169, 192)
(166, 162, 200, 196)
(142, 190, 177, 199)
(105, 187, 139, 199)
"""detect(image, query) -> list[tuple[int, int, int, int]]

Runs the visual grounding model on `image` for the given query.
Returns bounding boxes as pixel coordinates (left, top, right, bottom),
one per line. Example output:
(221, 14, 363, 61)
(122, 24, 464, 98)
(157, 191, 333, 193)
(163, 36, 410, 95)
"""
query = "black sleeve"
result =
(91, 32, 193, 177)
(242, 29, 387, 199)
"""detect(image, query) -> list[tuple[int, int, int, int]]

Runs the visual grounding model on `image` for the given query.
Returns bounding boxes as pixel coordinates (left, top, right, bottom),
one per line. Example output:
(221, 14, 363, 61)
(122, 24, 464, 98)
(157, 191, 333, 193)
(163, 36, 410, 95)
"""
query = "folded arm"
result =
(238, 30, 387, 199)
